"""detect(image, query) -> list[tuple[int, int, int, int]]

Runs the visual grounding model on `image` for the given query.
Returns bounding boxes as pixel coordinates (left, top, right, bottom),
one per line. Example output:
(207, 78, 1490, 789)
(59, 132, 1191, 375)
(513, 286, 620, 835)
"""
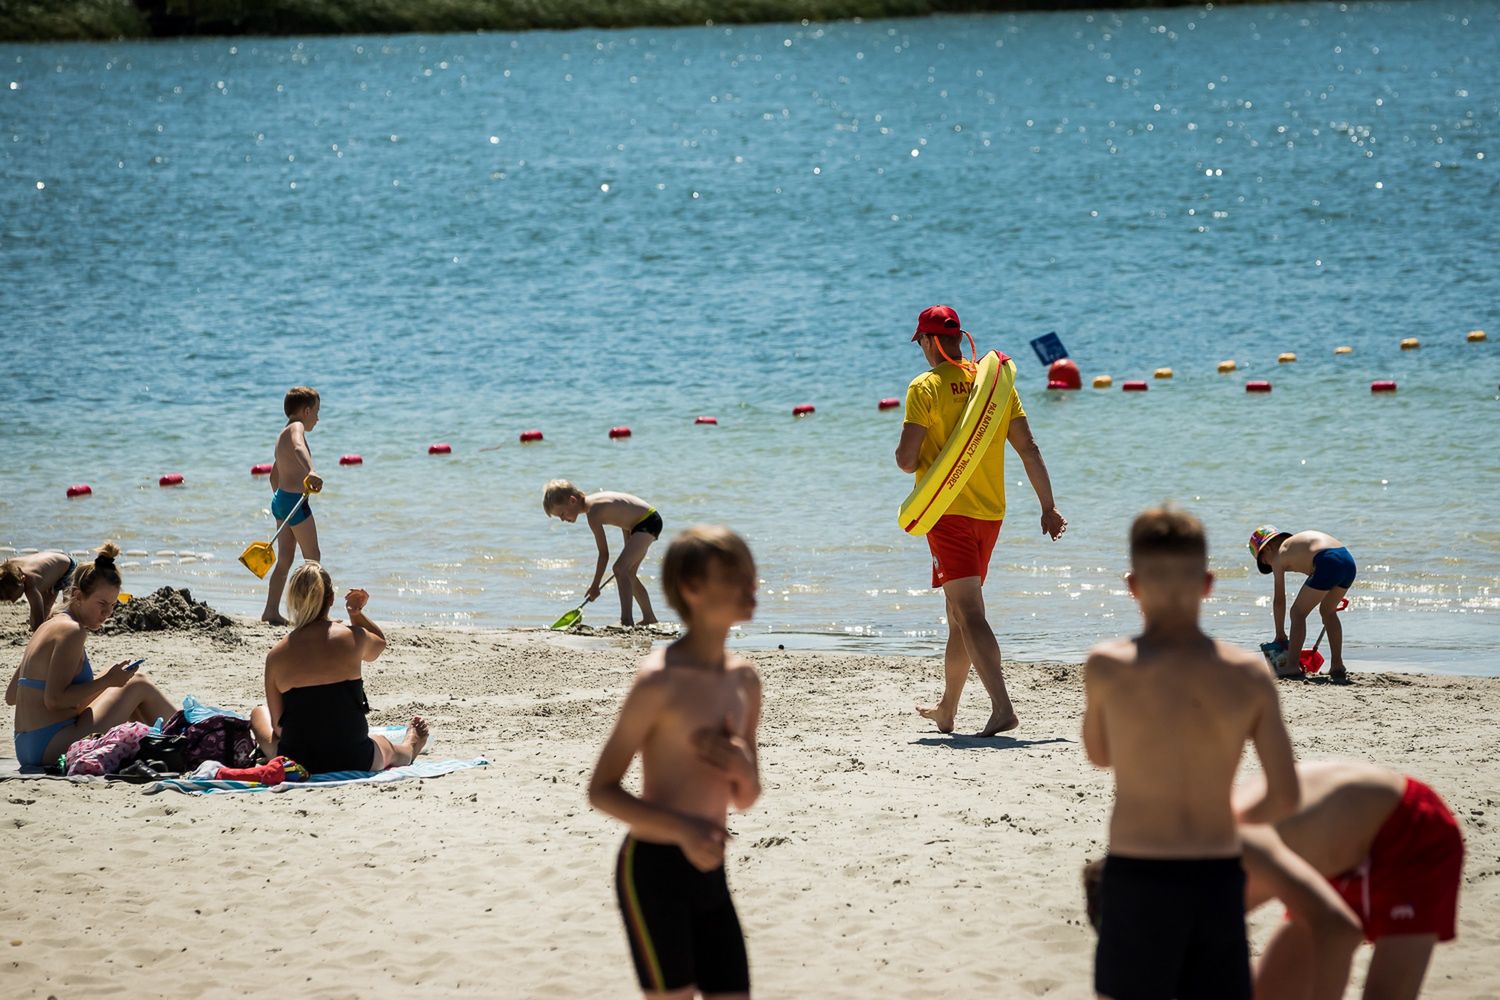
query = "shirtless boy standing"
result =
(262, 386, 324, 625)
(588, 526, 762, 999)
(1249, 526, 1357, 680)
(544, 479, 661, 626)
(1083, 505, 1299, 1000)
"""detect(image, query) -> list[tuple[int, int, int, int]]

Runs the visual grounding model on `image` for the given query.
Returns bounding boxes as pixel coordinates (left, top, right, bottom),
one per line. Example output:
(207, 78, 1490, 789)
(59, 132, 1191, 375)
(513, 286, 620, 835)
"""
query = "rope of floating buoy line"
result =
(51, 330, 1492, 498)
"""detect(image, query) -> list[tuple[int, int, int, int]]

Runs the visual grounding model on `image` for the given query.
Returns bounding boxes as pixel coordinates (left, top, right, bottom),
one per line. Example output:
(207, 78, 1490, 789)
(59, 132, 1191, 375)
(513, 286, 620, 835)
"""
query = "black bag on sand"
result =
(138, 732, 189, 774)
(162, 712, 258, 770)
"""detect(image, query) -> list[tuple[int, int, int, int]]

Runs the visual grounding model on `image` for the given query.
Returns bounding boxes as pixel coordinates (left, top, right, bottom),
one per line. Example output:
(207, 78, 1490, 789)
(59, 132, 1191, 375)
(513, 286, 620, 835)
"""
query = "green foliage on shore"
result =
(0, 0, 147, 41)
(2, 0, 1267, 43)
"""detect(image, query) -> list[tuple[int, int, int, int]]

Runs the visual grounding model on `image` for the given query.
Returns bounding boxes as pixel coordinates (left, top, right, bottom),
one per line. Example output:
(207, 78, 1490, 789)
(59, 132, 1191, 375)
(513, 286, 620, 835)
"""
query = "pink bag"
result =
(64, 722, 151, 776)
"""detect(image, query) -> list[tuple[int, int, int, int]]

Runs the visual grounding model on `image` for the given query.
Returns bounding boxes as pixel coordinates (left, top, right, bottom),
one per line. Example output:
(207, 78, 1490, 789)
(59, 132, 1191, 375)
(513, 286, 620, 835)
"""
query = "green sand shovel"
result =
(550, 575, 614, 630)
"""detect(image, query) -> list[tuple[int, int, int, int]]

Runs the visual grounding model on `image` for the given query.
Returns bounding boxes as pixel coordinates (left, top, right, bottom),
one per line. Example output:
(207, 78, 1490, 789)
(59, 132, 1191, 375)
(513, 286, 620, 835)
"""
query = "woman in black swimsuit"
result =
(249, 563, 427, 774)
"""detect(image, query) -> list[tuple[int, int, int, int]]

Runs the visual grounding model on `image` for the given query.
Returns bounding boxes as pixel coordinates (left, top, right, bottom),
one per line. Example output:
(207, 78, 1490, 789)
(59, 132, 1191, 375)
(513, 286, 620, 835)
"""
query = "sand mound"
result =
(103, 587, 233, 635)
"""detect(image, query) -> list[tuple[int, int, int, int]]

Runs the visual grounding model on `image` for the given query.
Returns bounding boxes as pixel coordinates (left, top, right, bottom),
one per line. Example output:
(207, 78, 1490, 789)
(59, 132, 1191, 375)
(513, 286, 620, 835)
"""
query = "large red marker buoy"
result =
(66, 484, 92, 498)
(1122, 380, 1149, 392)
(609, 426, 632, 439)
(339, 454, 363, 466)
(792, 403, 816, 416)
(1371, 380, 1397, 393)
(158, 473, 184, 487)
(519, 430, 543, 443)
(695, 416, 718, 425)
(428, 443, 452, 454)
(250, 463, 273, 476)
(1246, 380, 1272, 393)
(1047, 358, 1082, 390)
(878, 398, 900, 410)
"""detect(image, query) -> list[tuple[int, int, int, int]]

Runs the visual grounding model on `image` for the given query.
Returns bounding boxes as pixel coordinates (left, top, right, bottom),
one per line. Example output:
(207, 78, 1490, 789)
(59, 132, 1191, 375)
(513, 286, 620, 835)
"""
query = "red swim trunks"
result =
(926, 515, 1002, 588)
(1329, 777, 1464, 941)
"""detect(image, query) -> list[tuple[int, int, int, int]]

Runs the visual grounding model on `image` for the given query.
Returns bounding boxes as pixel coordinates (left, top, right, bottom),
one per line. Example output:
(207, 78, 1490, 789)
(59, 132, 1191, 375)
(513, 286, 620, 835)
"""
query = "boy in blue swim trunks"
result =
(1249, 527, 1357, 681)
(261, 386, 324, 625)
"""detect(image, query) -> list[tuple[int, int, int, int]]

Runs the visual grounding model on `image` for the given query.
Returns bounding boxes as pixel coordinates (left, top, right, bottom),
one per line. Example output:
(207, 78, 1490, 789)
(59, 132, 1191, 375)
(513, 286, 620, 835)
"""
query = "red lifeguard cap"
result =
(913, 305, 962, 341)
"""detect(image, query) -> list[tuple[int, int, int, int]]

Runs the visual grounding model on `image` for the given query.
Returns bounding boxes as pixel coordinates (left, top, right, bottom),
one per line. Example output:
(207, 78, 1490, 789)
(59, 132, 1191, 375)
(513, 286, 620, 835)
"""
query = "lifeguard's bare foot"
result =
(976, 711, 1020, 737)
(916, 703, 956, 734)
(404, 716, 430, 757)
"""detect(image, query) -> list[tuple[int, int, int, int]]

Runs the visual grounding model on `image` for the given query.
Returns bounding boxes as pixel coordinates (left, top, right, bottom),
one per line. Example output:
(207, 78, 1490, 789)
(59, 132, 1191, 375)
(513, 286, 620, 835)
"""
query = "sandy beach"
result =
(2, 601, 1496, 998)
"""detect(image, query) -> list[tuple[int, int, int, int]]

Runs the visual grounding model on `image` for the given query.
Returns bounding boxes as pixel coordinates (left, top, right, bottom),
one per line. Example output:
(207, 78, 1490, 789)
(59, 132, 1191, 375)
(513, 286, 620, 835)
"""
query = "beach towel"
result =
(142, 757, 488, 795)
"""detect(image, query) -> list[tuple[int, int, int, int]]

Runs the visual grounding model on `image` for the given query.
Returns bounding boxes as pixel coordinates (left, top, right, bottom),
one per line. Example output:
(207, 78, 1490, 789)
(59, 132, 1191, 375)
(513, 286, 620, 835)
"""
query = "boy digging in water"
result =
(544, 480, 661, 627)
(588, 526, 762, 999)
(262, 386, 324, 625)
(1083, 505, 1299, 1000)
(1249, 527, 1356, 681)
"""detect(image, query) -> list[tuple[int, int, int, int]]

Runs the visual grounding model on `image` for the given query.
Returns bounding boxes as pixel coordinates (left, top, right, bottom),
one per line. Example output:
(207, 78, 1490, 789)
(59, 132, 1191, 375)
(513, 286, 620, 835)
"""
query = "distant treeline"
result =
(2, 0, 1266, 42)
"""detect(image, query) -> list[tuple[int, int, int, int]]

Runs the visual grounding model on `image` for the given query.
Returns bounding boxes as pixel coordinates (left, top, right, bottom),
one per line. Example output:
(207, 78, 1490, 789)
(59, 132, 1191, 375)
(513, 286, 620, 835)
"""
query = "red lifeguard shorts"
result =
(926, 515, 1002, 588)
(1329, 777, 1464, 942)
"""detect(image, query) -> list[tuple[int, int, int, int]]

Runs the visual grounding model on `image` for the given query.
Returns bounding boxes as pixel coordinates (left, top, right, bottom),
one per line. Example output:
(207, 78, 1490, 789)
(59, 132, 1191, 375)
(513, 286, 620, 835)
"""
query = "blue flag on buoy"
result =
(1030, 332, 1068, 366)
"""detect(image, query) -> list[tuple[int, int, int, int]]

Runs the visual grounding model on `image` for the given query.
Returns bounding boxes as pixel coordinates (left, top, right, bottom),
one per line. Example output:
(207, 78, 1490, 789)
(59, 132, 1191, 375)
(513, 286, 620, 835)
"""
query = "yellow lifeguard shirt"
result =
(904, 361, 1026, 522)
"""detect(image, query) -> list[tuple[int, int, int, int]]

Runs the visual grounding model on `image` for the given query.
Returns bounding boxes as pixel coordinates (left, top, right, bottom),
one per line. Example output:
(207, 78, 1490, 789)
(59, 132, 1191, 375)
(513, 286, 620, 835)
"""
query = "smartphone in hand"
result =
(125, 658, 145, 672)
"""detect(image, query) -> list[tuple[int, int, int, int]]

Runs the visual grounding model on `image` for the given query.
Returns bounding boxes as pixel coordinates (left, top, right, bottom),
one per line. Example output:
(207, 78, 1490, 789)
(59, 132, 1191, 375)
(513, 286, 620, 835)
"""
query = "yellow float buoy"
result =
(1334, 346, 1353, 355)
(1154, 367, 1174, 379)
(1278, 352, 1297, 363)
(1400, 337, 1420, 350)
(1092, 375, 1113, 389)
(1468, 330, 1487, 343)
(1217, 360, 1237, 373)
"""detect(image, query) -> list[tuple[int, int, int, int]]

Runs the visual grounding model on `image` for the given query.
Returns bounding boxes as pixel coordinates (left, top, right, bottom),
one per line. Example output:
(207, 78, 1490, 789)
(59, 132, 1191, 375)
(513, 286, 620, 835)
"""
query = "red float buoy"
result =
(1246, 380, 1272, 393)
(609, 426, 632, 439)
(695, 416, 718, 425)
(1047, 358, 1082, 390)
(428, 443, 452, 454)
(1370, 380, 1397, 393)
(792, 403, 816, 416)
(1122, 380, 1149, 392)
(66, 484, 92, 498)
(878, 397, 900, 410)
(519, 430, 543, 443)
(158, 473, 184, 487)
(250, 463, 273, 476)
(339, 454, 363, 465)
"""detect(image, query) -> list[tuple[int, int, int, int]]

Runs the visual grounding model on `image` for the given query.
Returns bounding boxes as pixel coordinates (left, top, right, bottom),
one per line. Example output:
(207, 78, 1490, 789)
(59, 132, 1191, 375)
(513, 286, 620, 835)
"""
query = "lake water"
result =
(2, 1, 1497, 674)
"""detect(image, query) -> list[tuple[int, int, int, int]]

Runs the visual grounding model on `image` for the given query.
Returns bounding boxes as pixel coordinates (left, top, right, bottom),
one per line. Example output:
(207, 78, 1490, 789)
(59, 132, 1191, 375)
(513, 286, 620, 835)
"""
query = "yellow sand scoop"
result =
(239, 475, 321, 579)
(549, 574, 614, 630)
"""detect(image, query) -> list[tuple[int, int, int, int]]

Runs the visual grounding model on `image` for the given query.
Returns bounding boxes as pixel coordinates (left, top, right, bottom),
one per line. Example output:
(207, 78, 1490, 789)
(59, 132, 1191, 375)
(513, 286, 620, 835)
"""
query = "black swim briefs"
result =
(1094, 854, 1251, 1000)
(631, 510, 664, 539)
(614, 835, 749, 994)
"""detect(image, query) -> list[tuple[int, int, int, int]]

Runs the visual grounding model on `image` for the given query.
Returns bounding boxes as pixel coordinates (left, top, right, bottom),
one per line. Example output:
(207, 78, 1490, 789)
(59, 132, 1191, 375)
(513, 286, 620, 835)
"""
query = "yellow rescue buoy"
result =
(1468, 330, 1487, 343)
(1334, 346, 1353, 355)
(1217, 360, 1237, 373)
(1400, 337, 1420, 350)
(1092, 375, 1113, 389)
(1154, 367, 1174, 379)
(1278, 352, 1297, 363)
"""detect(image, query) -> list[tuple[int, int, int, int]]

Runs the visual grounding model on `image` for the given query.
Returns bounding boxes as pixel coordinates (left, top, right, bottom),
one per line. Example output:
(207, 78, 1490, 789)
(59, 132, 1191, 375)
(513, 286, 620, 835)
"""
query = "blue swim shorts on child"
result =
(270, 488, 312, 527)
(1307, 547, 1357, 591)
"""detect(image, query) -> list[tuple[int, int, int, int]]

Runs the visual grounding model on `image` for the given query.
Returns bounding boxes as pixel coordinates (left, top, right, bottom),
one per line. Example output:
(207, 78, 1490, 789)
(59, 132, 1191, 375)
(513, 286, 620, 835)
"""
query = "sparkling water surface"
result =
(2, 1, 1497, 673)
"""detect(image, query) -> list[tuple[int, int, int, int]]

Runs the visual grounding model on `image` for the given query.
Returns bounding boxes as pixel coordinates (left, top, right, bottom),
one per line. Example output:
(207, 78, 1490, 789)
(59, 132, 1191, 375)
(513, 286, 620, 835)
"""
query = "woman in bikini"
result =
(1, 549, 80, 631)
(5, 543, 177, 769)
(249, 562, 427, 774)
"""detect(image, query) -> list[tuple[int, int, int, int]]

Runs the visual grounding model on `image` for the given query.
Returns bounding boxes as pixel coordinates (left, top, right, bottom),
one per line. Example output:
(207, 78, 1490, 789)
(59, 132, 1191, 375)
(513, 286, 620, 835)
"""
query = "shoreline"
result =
(3, 0, 1287, 44)
(3, 601, 1496, 996)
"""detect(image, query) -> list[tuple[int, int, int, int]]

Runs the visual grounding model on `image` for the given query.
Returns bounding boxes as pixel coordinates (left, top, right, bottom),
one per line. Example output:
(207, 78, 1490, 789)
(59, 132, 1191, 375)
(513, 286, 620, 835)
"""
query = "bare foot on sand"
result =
(916, 703, 956, 734)
(261, 614, 288, 626)
(404, 716, 430, 758)
(977, 711, 1020, 738)
(641, 615, 658, 626)
(1328, 666, 1350, 683)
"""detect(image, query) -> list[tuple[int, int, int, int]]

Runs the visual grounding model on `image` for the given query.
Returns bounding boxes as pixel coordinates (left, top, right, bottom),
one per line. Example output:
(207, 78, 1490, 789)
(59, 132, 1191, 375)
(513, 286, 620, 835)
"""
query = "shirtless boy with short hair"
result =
(1249, 527, 1357, 680)
(262, 386, 324, 625)
(588, 526, 762, 999)
(544, 479, 661, 627)
(1236, 760, 1465, 1000)
(1083, 505, 1299, 1000)
(0, 550, 79, 630)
